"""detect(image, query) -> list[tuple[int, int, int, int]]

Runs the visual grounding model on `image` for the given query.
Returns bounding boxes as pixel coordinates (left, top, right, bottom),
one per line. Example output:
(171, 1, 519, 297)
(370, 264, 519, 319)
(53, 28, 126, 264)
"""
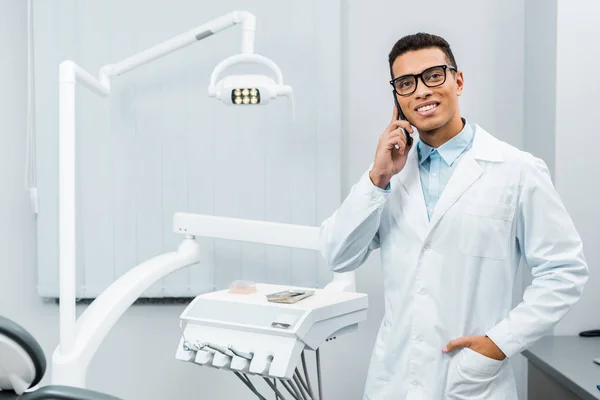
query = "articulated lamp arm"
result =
(51, 238, 201, 387)
(172, 213, 357, 292)
(98, 11, 256, 87)
(55, 10, 258, 385)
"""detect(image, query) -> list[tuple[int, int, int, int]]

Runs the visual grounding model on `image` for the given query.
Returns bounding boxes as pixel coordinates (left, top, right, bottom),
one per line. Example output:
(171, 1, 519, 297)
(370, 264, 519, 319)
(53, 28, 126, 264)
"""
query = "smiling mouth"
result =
(416, 103, 439, 112)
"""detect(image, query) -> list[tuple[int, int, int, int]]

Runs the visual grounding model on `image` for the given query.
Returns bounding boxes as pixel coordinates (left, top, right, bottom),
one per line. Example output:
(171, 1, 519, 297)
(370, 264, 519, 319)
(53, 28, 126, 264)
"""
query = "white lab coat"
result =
(320, 125, 588, 400)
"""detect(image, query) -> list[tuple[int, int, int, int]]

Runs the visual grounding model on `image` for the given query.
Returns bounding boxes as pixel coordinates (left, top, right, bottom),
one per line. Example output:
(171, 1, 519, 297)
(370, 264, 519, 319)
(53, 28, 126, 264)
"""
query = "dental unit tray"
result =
(175, 283, 367, 380)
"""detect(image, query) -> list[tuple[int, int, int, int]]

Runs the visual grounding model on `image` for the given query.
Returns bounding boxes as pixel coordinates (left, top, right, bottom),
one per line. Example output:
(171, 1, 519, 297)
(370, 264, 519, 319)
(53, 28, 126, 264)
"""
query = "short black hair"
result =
(388, 33, 457, 78)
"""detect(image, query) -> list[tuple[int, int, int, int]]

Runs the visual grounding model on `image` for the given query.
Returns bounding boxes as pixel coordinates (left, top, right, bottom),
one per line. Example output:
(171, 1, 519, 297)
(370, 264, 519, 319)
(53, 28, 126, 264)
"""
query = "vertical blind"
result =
(33, 0, 342, 298)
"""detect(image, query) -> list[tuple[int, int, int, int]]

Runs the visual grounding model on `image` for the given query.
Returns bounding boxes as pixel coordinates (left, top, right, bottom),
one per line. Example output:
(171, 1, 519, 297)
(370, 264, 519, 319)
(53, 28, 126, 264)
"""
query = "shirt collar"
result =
(417, 118, 474, 166)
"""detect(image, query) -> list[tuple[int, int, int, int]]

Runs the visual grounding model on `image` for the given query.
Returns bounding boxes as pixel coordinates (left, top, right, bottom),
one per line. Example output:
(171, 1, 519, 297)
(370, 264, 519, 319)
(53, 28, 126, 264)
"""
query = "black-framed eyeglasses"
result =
(390, 65, 457, 96)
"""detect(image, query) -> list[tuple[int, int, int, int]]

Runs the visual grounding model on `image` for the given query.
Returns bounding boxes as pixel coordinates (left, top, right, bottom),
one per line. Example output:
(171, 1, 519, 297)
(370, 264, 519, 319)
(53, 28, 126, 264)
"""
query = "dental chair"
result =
(0, 316, 120, 400)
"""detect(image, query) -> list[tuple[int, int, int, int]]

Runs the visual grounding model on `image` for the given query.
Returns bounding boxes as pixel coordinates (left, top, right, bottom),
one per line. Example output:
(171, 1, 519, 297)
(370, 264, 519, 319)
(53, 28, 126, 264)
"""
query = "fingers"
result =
(389, 140, 406, 155)
(443, 336, 473, 353)
(386, 128, 408, 154)
(388, 119, 414, 134)
(391, 104, 398, 122)
(379, 120, 413, 145)
(379, 116, 414, 156)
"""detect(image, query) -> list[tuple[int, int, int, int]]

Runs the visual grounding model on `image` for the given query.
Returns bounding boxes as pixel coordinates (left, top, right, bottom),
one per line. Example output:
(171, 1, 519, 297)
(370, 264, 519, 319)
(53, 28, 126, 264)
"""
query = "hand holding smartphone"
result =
(368, 96, 414, 189)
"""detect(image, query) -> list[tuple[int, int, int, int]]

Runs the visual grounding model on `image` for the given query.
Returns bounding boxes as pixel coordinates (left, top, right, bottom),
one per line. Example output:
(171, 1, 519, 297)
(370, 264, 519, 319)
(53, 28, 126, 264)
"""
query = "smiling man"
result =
(319, 33, 588, 399)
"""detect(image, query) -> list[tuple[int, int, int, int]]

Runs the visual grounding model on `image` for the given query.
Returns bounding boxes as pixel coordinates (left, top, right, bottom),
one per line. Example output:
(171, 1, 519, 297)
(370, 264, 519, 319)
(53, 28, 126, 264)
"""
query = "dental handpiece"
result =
(204, 342, 233, 356)
(183, 341, 202, 352)
(228, 345, 254, 360)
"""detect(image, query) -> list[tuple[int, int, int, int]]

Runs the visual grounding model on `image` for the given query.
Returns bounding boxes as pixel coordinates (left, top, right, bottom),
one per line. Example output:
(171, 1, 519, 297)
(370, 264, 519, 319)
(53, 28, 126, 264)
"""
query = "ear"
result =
(455, 70, 464, 96)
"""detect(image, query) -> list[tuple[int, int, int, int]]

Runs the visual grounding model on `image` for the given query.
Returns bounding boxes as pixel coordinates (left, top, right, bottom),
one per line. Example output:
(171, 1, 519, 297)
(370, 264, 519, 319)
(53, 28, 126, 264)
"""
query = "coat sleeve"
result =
(485, 156, 589, 358)
(319, 168, 391, 273)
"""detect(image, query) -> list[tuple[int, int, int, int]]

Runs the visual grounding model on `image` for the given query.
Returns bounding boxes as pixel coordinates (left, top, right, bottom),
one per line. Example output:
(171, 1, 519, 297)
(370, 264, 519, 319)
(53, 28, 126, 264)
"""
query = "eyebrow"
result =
(394, 64, 448, 80)
(394, 67, 431, 79)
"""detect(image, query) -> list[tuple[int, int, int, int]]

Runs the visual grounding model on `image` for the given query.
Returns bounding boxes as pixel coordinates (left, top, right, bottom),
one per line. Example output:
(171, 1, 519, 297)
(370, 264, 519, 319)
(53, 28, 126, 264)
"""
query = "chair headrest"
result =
(0, 316, 46, 395)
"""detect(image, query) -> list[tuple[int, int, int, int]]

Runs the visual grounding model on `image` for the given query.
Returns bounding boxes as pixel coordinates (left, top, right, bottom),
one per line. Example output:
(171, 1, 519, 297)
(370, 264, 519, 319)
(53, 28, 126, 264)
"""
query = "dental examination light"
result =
(45, 9, 362, 400)
(208, 54, 293, 106)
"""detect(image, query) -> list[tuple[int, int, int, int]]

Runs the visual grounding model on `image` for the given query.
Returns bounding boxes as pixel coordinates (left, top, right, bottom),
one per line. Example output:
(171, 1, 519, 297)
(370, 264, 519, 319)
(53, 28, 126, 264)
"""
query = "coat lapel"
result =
(428, 151, 482, 229)
(396, 143, 429, 241)
(427, 126, 505, 233)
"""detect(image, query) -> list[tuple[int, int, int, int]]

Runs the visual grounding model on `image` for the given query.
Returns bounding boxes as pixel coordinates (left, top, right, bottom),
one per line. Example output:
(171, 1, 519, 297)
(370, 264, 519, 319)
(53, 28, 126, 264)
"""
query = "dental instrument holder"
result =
(176, 283, 367, 379)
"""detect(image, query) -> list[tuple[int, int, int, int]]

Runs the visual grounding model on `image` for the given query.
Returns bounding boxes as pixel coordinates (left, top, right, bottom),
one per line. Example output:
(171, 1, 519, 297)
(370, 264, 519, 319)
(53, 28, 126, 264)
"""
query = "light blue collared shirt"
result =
(417, 119, 474, 220)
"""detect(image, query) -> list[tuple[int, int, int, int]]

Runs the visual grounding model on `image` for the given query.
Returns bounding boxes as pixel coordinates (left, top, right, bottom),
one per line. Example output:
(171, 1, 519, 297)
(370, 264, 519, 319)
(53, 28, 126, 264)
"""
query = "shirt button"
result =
(415, 335, 423, 341)
(418, 287, 426, 295)
(423, 244, 431, 251)
(411, 380, 419, 387)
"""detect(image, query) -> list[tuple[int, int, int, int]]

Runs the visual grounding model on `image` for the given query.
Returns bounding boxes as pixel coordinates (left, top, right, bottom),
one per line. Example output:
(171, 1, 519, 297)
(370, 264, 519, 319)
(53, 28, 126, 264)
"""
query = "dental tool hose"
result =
(228, 349, 322, 400)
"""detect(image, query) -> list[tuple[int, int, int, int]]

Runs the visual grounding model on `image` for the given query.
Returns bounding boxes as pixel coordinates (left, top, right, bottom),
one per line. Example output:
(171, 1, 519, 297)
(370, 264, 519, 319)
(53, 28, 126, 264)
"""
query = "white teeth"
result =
(418, 103, 438, 112)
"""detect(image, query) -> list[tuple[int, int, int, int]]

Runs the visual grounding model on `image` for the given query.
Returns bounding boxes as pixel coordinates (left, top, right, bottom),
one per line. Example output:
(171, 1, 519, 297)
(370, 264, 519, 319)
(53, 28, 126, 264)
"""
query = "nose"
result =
(414, 78, 433, 100)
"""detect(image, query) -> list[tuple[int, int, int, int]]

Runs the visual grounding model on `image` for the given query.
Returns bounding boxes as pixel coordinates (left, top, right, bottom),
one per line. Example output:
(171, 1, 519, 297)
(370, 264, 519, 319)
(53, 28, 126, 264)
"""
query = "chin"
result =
(414, 116, 447, 133)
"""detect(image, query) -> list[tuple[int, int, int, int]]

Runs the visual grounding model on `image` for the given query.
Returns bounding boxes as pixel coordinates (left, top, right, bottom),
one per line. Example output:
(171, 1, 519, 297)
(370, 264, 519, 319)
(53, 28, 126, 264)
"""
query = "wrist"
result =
(484, 335, 506, 360)
(369, 170, 391, 190)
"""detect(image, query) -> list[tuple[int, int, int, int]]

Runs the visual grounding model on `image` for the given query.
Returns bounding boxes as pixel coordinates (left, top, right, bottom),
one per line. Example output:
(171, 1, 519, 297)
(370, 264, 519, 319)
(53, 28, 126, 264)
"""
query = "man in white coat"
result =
(319, 33, 589, 399)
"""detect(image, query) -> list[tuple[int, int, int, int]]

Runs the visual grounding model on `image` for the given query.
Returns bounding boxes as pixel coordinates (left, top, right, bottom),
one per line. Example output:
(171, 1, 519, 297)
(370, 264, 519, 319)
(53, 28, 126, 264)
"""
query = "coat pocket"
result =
(446, 348, 507, 400)
(458, 201, 514, 260)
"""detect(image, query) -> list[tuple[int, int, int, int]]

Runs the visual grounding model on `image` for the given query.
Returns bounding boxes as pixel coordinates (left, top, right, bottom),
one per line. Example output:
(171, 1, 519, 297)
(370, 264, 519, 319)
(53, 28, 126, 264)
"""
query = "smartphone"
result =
(393, 91, 413, 147)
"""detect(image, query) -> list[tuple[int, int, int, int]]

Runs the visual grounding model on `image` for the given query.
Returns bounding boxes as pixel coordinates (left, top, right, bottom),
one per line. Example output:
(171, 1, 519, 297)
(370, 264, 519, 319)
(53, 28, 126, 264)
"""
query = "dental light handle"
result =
(277, 85, 295, 121)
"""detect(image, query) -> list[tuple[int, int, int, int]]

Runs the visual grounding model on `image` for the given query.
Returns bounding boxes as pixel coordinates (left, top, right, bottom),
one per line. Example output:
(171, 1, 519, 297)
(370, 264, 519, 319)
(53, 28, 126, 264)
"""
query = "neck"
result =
(419, 114, 464, 148)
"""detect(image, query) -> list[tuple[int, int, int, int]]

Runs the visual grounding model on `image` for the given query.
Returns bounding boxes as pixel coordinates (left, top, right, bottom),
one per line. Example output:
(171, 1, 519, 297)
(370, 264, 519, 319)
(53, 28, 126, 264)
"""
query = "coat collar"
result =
(470, 125, 504, 163)
(394, 124, 505, 239)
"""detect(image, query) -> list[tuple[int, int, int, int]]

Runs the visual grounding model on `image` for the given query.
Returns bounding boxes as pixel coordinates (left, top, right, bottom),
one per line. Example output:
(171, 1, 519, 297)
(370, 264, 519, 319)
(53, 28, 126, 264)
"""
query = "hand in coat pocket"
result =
(445, 347, 509, 399)
(443, 335, 506, 361)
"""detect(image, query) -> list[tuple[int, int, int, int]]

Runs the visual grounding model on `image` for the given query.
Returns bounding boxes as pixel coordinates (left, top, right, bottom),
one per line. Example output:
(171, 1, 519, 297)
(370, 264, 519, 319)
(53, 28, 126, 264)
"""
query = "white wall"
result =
(524, 0, 557, 175)
(553, 0, 600, 334)
(0, 0, 50, 349)
(0, 0, 60, 389)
